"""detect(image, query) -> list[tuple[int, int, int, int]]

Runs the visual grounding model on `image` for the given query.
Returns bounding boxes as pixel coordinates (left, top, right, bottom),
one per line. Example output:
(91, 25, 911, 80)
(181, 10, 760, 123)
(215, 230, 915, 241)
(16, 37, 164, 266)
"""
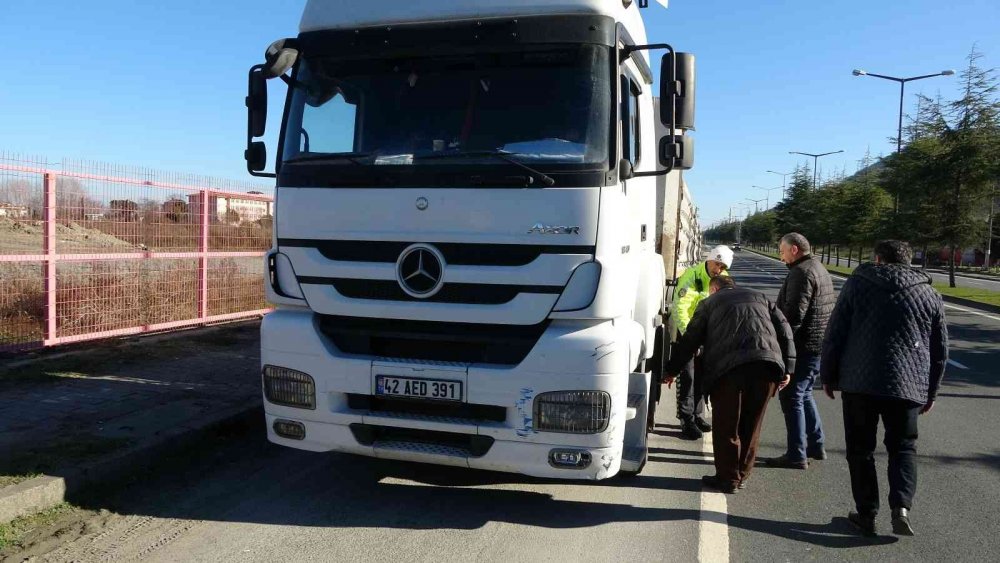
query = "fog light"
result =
(273, 419, 306, 440)
(534, 390, 611, 433)
(549, 449, 592, 469)
(263, 365, 316, 409)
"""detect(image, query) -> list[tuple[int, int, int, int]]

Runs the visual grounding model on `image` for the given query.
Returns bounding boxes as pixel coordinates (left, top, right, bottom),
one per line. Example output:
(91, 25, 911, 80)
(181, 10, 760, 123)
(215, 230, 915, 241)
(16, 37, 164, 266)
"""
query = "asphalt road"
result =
(726, 250, 1000, 562)
(9, 251, 998, 562)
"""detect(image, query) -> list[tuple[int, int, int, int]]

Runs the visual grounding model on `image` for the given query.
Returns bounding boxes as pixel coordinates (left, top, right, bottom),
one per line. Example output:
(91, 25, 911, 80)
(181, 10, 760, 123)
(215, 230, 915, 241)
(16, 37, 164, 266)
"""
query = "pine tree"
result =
(937, 47, 1000, 286)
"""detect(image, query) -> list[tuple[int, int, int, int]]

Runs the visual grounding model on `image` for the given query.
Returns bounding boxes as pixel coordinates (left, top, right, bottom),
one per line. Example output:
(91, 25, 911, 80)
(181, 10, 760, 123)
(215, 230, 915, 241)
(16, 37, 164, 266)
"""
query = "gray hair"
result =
(780, 232, 811, 254)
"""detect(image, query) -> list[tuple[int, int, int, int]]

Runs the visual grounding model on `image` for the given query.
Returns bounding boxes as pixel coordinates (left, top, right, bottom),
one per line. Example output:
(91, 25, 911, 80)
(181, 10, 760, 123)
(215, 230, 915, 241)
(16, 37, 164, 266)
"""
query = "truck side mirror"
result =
(659, 134, 694, 170)
(245, 65, 274, 177)
(246, 142, 267, 173)
(659, 52, 696, 130)
(247, 68, 267, 138)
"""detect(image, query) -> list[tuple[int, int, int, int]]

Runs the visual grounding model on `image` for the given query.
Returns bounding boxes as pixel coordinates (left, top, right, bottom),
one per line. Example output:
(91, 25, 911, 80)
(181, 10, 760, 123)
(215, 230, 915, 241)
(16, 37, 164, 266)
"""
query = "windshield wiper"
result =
(284, 152, 371, 165)
(414, 150, 556, 187)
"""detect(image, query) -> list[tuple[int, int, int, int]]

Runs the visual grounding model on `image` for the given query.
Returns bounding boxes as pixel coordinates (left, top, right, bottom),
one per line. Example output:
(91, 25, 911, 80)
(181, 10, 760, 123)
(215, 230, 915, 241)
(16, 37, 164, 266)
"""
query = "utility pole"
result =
(987, 187, 997, 271)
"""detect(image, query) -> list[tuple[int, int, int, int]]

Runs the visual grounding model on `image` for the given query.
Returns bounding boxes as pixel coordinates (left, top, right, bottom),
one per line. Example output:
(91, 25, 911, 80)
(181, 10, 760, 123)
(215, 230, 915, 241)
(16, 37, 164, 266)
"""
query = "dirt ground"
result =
(0, 217, 138, 254)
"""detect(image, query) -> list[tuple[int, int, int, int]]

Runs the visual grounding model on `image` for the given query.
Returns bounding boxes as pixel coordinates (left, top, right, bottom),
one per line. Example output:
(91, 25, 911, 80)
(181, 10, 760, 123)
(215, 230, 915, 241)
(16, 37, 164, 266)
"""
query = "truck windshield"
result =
(281, 45, 611, 170)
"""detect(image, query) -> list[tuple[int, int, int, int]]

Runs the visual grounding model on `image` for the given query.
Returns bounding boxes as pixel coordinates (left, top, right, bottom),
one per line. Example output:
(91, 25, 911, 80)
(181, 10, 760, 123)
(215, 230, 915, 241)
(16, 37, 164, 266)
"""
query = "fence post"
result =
(198, 190, 210, 320)
(43, 173, 57, 344)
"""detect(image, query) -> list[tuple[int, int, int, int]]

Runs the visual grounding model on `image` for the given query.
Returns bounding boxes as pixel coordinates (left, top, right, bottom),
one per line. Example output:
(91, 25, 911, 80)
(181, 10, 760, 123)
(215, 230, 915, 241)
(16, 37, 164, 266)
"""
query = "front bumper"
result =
(261, 308, 637, 480)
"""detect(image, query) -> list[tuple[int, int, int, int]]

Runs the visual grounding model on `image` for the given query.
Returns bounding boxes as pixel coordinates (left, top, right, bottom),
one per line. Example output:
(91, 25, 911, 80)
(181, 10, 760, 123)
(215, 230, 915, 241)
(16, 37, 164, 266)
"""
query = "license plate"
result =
(376, 376, 462, 401)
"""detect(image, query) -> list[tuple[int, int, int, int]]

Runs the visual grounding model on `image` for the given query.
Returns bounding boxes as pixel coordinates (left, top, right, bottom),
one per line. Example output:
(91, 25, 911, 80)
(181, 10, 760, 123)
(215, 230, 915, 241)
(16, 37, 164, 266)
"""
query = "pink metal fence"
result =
(0, 153, 274, 352)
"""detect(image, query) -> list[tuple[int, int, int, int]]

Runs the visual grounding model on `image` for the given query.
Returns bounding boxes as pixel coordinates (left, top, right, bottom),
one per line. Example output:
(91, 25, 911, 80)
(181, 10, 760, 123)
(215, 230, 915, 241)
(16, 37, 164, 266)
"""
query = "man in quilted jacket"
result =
(821, 240, 948, 537)
(763, 232, 835, 469)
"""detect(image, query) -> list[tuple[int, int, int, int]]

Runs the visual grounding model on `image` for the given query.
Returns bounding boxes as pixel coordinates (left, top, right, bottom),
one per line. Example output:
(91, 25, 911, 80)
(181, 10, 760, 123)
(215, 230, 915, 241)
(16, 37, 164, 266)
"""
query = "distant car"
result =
(733, 243, 742, 252)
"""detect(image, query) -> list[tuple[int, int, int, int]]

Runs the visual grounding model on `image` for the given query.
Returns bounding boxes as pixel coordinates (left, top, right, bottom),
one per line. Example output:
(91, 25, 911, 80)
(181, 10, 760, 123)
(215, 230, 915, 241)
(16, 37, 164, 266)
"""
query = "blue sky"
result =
(2, 0, 998, 225)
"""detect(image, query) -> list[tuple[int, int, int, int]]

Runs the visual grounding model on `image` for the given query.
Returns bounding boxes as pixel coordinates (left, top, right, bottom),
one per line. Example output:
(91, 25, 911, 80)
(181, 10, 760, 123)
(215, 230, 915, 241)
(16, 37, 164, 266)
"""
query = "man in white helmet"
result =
(666, 244, 734, 439)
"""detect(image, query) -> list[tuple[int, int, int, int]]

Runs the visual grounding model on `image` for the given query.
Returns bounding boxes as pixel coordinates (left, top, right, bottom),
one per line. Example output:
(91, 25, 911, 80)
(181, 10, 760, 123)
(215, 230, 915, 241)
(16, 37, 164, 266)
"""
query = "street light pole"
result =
(767, 170, 793, 199)
(852, 68, 955, 212)
(752, 185, 782, 210)
(746, 197, 766, 214)
(789, 150, 844, 190)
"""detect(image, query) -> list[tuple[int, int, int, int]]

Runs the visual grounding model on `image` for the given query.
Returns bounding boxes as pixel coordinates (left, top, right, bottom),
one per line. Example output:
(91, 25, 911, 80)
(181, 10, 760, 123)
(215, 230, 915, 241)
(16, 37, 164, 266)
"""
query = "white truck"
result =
(245, 0, 697, 479)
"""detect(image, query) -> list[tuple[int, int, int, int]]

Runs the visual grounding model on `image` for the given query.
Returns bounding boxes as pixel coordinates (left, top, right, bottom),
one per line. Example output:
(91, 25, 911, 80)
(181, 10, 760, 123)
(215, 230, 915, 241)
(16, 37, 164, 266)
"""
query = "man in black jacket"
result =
(822, 240, 948, 537)
(665, 276, 794, 493)
(764, 233, 835, 469)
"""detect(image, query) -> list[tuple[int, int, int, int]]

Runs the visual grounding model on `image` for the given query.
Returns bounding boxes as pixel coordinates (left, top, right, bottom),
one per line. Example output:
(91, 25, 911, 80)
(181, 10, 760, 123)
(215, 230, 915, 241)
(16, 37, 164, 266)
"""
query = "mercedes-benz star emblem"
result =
(415, 197, 429, 211)
(396, 244, 445, 298)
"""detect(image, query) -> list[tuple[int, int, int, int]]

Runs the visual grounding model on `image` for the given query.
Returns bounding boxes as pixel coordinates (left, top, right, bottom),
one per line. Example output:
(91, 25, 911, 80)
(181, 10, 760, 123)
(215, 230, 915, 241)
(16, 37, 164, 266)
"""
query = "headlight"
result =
(533, 390, 611, 433)
(263, 365, 315, 409)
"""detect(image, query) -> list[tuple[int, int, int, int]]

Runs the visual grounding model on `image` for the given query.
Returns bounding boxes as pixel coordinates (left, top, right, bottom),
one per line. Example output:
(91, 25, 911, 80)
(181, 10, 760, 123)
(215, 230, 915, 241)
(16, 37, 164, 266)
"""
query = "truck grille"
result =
(299, 278, 560, 304)
(319, 315, 548, 365)
(279, 239, 593, 266)
(349, 424, 495, 458)
(347, 394, 507, 422)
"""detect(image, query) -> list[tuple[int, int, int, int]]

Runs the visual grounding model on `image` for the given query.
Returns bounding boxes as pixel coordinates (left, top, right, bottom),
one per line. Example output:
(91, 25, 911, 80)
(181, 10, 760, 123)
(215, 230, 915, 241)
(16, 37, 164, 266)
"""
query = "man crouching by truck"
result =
(670, 245, 734, 440)
(665, 276, 794, 493)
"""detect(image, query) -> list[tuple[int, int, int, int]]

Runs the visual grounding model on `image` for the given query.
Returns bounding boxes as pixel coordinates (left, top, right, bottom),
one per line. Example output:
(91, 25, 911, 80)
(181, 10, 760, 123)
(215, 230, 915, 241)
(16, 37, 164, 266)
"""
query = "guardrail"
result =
(1, 154, 274, 352)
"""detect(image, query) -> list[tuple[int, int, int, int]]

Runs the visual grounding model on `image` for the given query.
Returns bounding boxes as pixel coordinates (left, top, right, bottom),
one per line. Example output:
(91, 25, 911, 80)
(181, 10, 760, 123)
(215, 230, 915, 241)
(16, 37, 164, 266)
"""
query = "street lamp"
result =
(752, 185, 783, 209)
(767, 170, 793, 198)
(852, 68, 955, 154)
(789, 150, 844, 190)
(852, 67, 954, 213)
(745, 197, 766, 214)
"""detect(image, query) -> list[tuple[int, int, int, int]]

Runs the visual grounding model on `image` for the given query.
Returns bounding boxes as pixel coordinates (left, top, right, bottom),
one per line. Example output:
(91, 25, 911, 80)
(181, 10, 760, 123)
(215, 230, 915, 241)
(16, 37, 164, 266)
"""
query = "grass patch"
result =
(933, 285, 1000, 307)
(0, 473, 41, 489)
(0, 502, 78, 551)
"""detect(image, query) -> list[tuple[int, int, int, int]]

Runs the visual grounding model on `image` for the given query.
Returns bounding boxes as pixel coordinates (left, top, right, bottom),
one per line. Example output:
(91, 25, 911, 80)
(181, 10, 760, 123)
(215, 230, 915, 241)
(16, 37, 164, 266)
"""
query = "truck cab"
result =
(247, 0, 696, 479)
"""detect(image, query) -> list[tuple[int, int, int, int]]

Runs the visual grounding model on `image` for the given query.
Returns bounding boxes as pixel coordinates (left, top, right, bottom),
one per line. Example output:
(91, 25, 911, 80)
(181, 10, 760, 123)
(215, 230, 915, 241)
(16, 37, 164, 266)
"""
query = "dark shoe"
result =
(680, 420, 703, 440)
(701, 475, 738, 494)
(848, 511, 877, 537)
(892, 508, 915, 536)
(762, 454, 808, 469)
(807, 448, 827, 461)
(694, 417, 712, 432)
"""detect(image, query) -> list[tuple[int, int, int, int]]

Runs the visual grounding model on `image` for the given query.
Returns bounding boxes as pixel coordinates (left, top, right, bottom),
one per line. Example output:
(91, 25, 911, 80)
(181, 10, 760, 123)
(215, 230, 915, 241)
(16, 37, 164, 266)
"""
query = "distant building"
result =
(108, 199, 140, 222)
(0, 203, 29, 218)
(187, 193, 273, 225)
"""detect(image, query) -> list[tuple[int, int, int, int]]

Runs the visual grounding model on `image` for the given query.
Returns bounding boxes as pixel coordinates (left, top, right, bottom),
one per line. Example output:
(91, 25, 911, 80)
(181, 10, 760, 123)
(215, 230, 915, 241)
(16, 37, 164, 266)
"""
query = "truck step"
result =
(619, 445, 647, 473)
(622, 446, 646, 464)
(374, 440, 468, 458)
(625, 393, 644, 420)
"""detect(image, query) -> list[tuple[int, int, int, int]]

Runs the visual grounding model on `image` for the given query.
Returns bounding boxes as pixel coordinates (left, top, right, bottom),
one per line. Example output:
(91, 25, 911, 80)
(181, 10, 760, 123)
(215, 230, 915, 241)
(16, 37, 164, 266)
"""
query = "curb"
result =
(744, 249, 1000, 314)
(0, 398, 262, 524)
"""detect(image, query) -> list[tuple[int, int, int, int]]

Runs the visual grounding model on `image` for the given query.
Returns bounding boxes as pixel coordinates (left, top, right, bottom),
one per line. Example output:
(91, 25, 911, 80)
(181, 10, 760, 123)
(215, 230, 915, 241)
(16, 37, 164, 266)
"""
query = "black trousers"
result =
(677, 356, 705, 422)
(842, 393, 920, 515)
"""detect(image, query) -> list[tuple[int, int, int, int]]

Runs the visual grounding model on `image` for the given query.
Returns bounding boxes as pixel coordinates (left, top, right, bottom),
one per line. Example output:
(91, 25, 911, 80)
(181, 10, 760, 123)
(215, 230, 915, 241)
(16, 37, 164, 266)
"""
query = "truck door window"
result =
(620, 75, 641, 168)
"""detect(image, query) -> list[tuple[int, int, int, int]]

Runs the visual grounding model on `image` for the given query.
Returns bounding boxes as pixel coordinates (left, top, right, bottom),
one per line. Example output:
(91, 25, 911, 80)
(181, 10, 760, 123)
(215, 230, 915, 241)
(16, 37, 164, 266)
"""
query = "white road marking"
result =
(943, 304, 1000, 323)
(697, 429, 730, 563)
(947, 359, 969, 370)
